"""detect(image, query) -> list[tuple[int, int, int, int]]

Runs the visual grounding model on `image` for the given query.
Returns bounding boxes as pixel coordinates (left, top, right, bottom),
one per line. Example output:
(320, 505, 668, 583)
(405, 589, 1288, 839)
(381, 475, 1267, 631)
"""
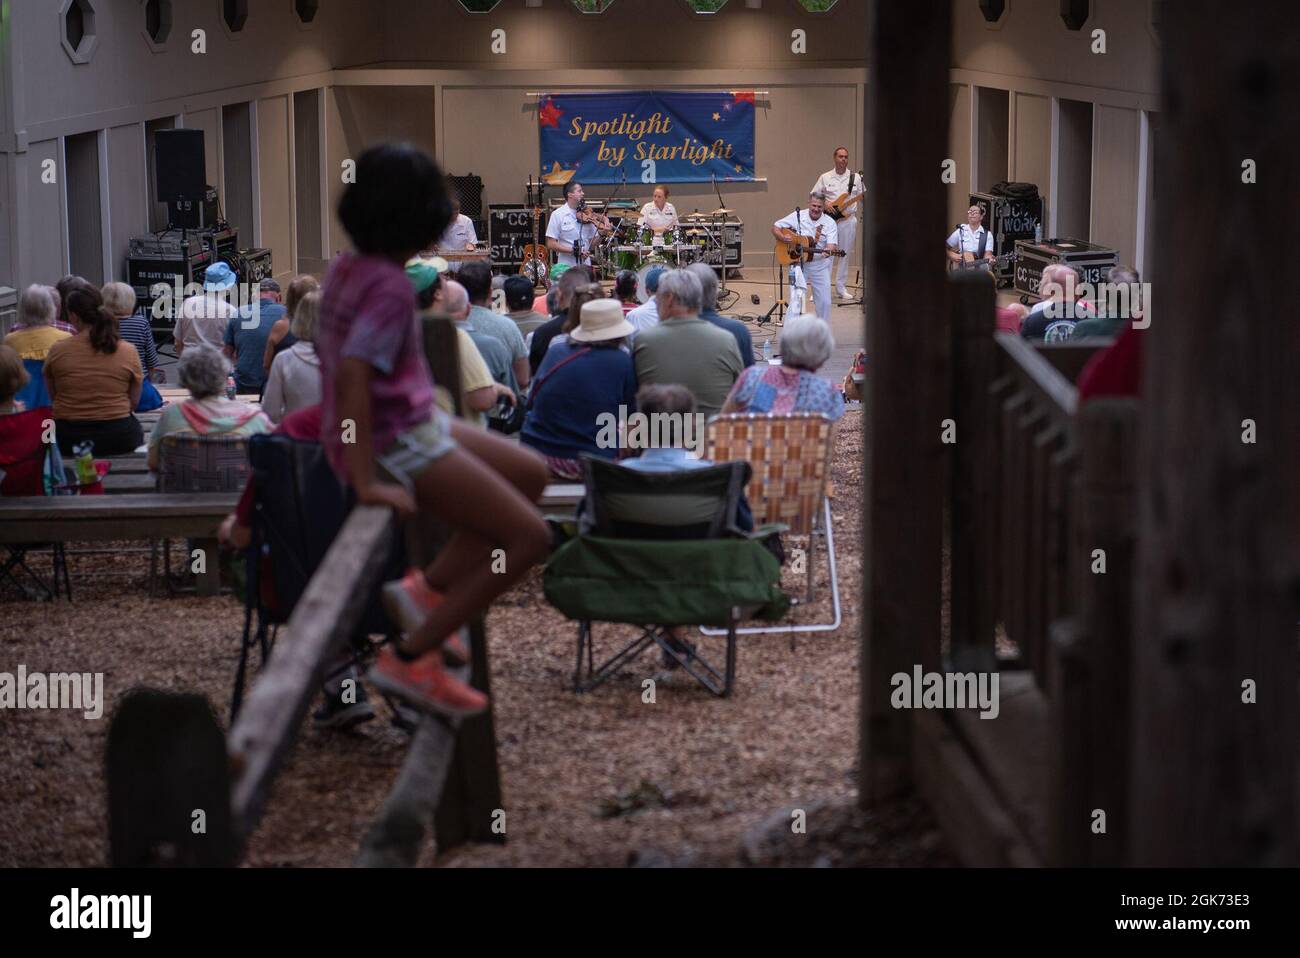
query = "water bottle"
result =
(762, 338, 773, 364)
(73, 441, 96, 487)
(225, 376, 237, 400)
(1034, 221, 1043, 244)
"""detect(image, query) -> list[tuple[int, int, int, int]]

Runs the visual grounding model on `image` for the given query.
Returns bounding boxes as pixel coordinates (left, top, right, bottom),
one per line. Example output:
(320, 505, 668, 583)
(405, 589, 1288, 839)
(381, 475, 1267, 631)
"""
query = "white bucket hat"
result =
(569, 297, 634, 343)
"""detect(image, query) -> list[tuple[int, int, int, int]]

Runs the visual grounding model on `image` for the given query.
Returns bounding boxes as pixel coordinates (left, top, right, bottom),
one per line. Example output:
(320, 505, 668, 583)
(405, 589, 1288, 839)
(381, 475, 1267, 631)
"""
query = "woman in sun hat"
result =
(521, 297, 637, 480)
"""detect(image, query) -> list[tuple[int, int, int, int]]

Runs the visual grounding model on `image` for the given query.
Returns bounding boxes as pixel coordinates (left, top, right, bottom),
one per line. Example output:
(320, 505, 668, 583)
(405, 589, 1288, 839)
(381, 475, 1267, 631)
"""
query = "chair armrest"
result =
(731, 522, 789, 541)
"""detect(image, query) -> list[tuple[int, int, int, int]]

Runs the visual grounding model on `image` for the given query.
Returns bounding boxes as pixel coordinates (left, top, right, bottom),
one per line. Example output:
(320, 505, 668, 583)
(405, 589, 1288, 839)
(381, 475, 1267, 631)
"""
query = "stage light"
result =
(979, 0, 1005, 24)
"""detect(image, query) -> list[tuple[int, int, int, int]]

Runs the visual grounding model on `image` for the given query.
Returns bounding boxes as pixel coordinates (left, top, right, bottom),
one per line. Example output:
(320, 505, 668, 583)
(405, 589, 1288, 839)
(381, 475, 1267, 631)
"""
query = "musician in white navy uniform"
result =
(545, 181, 598, 267)
(811, 147, 864, 300)
(945, 204, 996, 269)
(771, 191, 840, 322)
(435, 198, 479, 273)
(637, 185, 679, 248)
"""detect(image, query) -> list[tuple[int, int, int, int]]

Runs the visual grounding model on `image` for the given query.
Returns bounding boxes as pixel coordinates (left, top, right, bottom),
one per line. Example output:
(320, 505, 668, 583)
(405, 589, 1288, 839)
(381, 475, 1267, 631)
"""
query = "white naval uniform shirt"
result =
(946, 224, 993, 257)
(638, 201, 678, 246)
(437, 213, 478, 251)
(774, 209, 839, 275)
(546, 205, 598, 265)
(812, 169, 864, 220)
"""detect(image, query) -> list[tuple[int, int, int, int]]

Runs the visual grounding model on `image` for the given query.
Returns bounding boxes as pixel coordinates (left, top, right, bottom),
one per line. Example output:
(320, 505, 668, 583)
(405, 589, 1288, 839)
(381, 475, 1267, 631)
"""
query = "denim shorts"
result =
(376, 409, 456, 491)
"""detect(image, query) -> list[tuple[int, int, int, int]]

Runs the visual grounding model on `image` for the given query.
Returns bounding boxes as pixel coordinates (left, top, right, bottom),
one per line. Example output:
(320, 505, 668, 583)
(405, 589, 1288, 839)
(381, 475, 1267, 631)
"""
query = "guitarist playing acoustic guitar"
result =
(770, 192, 842, 321)
(946, 203, 997, 271)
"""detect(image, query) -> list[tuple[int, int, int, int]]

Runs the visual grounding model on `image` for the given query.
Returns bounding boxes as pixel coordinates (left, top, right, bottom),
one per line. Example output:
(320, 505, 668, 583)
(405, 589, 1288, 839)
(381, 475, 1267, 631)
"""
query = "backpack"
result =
(989, 181, 1040, 200)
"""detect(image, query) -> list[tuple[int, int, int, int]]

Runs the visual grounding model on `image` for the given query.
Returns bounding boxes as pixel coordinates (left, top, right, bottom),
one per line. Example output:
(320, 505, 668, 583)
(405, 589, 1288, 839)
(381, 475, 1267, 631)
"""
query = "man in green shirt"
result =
(1072, 265, 1142, 339)
(633, 269, 744, 420)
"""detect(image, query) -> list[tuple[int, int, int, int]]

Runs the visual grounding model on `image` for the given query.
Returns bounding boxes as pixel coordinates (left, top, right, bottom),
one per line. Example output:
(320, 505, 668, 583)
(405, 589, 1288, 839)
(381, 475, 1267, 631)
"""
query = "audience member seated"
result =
(533, 263, 569, 315)
(442, 279, 521, 430)
(1021, 264, 1094, 341)
(542, 281, 607, 357)
(0, 345, 50, 497)
(175, 262, 240, 356)
(529, 265, 595, 374)
(614, 269, 639, 315)
(458, 261, 530, 392)
(1077, 322, 1144, 401)
(504, 275, 548, 339)
(633, 269, 744, 420)
(44, 285, 144, 457)
(521, 298, 637, 481)
(224, 278, 286, 394)
(997, 302, 1029, 334)
(102, 282, 162, 385)
(262, 291, 323, 424)
(408, 261, 513, 426)
(52, 276, 86, 333)
(1071, 265, 1141, 339)
(147, 345, 271, 471)
(720, 315, 846, 424)
(686, 262, 754, 367)
(5, 284, 68, 360)
(626, 265, 666, 332)
(262, 274, 321, 373)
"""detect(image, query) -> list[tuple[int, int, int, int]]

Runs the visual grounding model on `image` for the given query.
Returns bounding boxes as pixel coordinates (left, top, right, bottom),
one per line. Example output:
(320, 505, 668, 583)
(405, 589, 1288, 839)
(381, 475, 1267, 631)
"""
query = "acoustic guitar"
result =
(518, 206, 549, 286)
(774, 225, 848, 266)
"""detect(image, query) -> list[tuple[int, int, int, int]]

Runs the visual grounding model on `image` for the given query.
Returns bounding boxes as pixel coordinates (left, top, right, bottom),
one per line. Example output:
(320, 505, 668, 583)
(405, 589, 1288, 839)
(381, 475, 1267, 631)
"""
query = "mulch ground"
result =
(0, 408, 953, 867)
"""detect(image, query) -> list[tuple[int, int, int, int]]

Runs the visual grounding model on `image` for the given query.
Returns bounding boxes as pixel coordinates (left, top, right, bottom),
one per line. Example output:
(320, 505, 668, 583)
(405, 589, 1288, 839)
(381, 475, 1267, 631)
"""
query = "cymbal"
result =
(684, 228, 708, 236)
(709, 207, 735, 216)
(684, 213, 708, 221)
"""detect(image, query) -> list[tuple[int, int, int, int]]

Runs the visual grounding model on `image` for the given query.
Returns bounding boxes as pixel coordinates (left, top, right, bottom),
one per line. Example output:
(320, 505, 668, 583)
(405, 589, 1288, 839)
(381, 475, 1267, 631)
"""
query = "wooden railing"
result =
(935, 274, 1138, 865)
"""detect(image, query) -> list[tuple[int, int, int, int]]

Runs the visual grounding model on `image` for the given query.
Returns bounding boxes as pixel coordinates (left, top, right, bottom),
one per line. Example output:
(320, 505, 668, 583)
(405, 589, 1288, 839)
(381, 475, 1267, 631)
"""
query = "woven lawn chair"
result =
(150, 433, 253, 594)
(543, 455, 788, 697)
(703, 412, 841, 635)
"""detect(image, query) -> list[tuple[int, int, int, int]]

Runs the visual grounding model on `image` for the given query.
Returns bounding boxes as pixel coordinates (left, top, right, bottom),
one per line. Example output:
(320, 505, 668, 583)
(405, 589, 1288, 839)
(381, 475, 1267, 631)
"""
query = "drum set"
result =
(593, 211, 731, 299)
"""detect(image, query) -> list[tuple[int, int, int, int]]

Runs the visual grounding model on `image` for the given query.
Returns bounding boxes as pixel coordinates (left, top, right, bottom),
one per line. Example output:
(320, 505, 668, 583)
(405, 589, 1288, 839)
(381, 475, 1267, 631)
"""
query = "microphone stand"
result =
(711, 172, 731, 297)
(763, 204, 800, 326)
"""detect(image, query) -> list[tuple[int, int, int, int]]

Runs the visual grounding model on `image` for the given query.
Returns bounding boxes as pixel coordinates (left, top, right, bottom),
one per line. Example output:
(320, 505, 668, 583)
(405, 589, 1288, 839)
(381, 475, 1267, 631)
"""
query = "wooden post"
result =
(1130, 1, 1299, 865)
(949, 273, 998, 671)
(861, 0, 951, 804)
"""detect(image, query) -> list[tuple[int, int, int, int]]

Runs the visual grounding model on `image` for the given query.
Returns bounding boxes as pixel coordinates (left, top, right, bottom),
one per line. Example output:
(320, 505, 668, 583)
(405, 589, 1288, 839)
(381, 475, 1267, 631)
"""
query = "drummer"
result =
(637, 185, 679, 247)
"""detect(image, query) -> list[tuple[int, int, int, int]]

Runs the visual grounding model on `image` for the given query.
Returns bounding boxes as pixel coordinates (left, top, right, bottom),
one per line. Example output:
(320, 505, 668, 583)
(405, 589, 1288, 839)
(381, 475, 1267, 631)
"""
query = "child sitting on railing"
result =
(317, 143, 551, 719)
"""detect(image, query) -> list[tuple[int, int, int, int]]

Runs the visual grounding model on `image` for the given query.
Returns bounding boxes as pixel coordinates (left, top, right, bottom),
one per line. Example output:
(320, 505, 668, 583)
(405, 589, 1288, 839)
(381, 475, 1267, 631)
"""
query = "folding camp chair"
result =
(542, 456, 788, 697)
(703, 412, 841, 636)
(1, 412, 72, 601)
(231, 432, 404, 719)
(150, 433, 253, 594)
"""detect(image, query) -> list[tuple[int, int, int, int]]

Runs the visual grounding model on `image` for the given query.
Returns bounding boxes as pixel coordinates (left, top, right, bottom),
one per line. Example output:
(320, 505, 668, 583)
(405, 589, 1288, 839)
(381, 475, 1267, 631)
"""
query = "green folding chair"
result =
(542, 455, 788, 697)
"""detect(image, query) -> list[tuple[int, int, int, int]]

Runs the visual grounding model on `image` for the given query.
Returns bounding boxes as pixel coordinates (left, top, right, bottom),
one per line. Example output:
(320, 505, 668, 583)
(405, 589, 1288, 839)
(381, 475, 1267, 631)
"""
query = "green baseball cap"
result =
(549, 262, 572, 282)
(405, 259, 439, 294)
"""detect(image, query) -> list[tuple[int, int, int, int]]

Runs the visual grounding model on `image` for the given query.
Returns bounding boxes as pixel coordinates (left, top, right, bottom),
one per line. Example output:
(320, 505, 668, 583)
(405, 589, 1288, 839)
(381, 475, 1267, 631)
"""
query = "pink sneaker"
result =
(382, 569, 468, 667)
(367, 647, 488, 719)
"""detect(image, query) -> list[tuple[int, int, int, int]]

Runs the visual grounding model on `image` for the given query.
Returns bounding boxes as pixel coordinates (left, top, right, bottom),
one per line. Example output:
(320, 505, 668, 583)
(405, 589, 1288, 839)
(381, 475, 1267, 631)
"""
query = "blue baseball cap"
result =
(645, 266, 667, 293)
(204, 262, 237, 291)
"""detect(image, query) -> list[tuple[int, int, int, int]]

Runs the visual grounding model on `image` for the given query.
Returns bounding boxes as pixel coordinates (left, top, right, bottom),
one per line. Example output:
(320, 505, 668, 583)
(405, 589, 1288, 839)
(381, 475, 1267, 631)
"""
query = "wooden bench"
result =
(0, 493, 237, 595)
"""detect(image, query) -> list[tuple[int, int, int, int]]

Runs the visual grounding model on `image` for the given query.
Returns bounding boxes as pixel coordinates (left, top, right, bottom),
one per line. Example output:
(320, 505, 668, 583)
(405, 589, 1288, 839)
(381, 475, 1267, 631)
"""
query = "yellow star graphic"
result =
(712, 112, 721, 121)
(735, 164, 743, 172)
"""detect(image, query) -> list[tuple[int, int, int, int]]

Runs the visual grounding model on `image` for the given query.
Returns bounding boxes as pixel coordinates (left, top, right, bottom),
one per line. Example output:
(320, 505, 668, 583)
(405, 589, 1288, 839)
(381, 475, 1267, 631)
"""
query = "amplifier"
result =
(232, 247, 273, 285)
(1013, 238, 1119, 300)
(488, 204, 541, 270)
(127, 247, 214, 315)
(204, 225, 239, 261)
(446, 173, 484, 221)
(128, 231, 205, 260)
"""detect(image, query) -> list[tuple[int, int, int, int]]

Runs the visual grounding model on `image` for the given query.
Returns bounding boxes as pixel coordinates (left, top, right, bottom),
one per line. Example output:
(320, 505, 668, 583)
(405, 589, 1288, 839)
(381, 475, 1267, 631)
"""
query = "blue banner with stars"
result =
(537, 90, 757, 186)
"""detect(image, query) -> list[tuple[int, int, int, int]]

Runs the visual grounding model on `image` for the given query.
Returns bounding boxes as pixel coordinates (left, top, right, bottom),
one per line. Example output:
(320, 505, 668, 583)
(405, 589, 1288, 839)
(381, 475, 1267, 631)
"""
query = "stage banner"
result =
(537, 90, 757, 186)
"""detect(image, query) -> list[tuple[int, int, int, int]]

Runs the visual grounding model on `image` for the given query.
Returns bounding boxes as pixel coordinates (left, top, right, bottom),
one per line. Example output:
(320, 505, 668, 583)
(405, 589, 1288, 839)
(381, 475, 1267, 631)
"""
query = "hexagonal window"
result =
(459, 0, 501, 10)
(685, 0, 728, 11)
(572, 0, 615, 13)
(144, 0, 173, 45)
(797, 0, 837, 11)
(222, 0, 249, 33)
(60, 0, 99, 64)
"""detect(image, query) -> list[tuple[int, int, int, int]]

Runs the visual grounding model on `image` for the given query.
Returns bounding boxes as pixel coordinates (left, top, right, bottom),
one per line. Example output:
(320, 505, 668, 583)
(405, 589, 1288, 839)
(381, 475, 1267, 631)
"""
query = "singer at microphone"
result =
(637, 184, 679, 246)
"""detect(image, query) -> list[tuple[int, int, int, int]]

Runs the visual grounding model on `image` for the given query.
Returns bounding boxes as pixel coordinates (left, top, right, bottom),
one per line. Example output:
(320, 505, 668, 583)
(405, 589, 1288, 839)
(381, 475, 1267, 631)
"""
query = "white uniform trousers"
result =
(831, 216, 857, 297)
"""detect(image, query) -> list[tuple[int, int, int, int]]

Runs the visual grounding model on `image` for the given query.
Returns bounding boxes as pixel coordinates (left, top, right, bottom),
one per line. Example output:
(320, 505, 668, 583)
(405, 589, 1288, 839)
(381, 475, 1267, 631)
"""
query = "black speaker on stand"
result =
(154, 129, 207, 248)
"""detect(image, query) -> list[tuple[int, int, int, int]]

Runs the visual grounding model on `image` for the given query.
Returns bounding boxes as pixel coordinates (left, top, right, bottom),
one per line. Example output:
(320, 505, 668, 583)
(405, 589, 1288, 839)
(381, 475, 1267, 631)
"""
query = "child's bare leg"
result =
(417, 421, 548, 592)
(399, 445, 550, 656)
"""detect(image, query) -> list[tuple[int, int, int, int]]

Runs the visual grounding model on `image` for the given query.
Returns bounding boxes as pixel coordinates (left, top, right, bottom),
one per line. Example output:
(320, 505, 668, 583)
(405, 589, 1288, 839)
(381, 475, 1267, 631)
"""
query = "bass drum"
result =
(635, 256, 670, 303)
